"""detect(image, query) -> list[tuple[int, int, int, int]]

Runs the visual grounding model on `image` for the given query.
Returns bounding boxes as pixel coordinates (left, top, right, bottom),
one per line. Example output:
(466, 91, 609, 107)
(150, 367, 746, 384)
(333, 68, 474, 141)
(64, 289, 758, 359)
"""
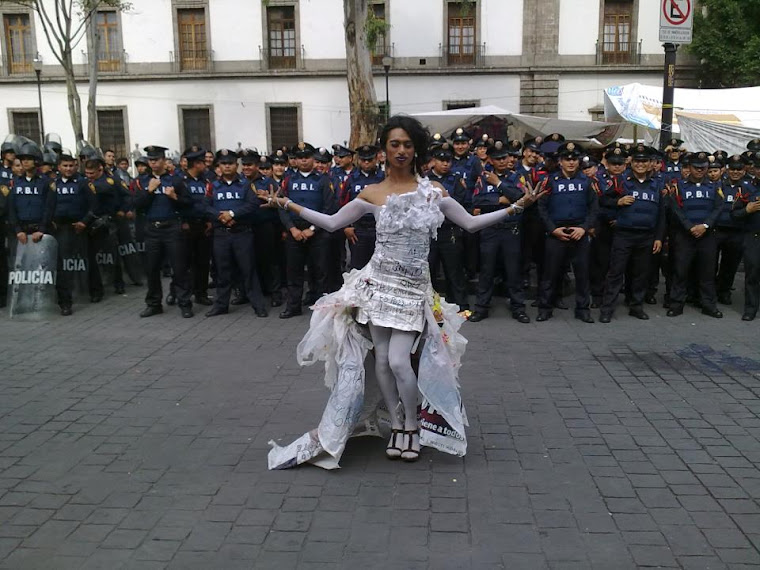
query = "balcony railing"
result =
(596, 39, 642, 65)
(1, 51, 33, 76)
(439, 42, 486, 68)
(82, 49, 128, 74)
(170, 49, 215, 73)
(258, 45, 305, 71)
(371, 42, 394, 66)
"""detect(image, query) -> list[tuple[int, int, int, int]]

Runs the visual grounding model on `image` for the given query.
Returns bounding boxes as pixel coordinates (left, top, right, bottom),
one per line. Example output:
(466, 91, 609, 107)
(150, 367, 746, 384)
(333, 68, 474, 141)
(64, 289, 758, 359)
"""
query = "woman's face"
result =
(384, 128, 414, 171)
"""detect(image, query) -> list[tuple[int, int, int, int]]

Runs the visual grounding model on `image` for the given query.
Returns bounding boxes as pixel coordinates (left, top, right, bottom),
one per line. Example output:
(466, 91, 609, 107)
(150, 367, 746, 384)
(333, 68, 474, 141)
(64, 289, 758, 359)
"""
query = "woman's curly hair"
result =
(379, 115, 430, 175)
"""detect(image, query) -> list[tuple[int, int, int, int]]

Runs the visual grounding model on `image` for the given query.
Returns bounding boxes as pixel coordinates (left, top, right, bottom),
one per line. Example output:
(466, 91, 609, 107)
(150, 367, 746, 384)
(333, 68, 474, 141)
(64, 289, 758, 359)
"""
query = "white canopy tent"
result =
(604, 82, 760, 151)
(411, 106, 626, 146)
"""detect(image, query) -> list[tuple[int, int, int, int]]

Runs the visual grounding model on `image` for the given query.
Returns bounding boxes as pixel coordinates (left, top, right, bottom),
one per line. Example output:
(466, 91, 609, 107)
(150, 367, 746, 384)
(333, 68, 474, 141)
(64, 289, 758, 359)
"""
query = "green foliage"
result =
(364, 8, 389, 51)
(689, 0, 760, 87)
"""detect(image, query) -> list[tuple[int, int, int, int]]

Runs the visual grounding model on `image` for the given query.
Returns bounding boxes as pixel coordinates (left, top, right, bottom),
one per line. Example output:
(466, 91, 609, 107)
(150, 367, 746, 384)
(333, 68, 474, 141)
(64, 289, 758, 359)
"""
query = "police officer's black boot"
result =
(231, 289, 249, 305)
(628, 307, 649, 320)
(512, 310, 530, 324)
(468, 311, 488, 323)
(574, 310, 594, 324)
(140, 305, 163, 318)
(60, 305, 73, 317)
(599, 311, 612, 324)
(165, 293, 176, 306)
(194, 294, 213, 306)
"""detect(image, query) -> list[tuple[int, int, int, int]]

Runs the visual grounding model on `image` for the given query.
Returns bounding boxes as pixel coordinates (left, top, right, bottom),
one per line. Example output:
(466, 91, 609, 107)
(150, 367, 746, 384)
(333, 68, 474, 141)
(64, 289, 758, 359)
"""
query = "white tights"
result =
(368, 323, 420, 431)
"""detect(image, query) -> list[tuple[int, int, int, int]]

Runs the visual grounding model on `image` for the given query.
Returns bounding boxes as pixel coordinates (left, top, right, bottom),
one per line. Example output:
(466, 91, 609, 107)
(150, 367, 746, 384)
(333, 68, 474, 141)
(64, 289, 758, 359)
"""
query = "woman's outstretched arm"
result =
(273, 197, 376, 232)
(439, 197, 521, 233)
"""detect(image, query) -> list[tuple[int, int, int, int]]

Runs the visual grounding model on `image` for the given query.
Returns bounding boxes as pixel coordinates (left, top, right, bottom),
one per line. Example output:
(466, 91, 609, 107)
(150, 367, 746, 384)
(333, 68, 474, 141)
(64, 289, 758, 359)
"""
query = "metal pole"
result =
(384, 67, 390, 122)
(659, 43, 677, 149)
(35, 69, 45, 143)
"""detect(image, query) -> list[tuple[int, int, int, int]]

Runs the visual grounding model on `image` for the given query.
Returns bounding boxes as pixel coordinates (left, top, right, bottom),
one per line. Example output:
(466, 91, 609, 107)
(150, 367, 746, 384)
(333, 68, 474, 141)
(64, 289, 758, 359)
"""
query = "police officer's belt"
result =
(353, 218, 376, 230)
(149, 220, 177, 229)
(19, 223, 41, 233)
(221, 224, 251, 233)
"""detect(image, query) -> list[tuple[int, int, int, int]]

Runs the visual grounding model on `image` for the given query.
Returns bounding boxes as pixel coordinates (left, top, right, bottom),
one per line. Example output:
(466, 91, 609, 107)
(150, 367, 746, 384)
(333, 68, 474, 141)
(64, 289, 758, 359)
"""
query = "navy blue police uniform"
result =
(714, 156, 750, 305)
(731, 176, 760, 319)
(536, 142, 599, 322)
(339, 144, 384, 270)
(278, 142, 337, 318)
(52, 162, 96, 312)
(599, 147, 666, 320)
(665, 152, 724, 317)
(426, 143, 470, 312)
(181, 148, 213, 305)
(134, 145, 194, 317)
(469, 141, 529, 322)
(204, 149, 267, 317)
(450, 128, 483, 277)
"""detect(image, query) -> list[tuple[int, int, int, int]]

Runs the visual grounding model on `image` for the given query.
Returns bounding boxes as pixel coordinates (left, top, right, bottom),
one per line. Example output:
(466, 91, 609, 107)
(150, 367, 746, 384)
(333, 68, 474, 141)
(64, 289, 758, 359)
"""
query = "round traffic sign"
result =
(662, 0, 692, 26)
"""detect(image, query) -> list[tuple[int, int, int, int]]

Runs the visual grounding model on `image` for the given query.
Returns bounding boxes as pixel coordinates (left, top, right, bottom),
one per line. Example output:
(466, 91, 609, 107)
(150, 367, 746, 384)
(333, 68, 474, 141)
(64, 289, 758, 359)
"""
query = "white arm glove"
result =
(295, 198, 376, 233)
(440, 197, 517, 233)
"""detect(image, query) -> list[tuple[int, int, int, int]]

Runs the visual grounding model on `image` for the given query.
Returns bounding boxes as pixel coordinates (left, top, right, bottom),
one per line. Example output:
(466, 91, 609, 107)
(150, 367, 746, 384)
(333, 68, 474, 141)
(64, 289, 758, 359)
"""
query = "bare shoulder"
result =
(357, 182, 385, 206)
(429, 180, 448, 198)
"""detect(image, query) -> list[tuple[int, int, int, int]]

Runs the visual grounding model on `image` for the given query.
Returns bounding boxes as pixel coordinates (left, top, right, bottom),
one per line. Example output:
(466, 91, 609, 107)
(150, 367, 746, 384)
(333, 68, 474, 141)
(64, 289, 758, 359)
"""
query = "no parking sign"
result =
(659, 0, 694, 44)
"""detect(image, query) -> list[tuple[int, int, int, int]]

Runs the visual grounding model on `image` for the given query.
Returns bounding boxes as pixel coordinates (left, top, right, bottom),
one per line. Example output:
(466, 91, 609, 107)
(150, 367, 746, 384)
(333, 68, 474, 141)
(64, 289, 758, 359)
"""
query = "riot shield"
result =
(56, 224, 89, 300)
(8, 235, 58, 319)
(91, 221, 118, 291)
(116, 218, 144, 285)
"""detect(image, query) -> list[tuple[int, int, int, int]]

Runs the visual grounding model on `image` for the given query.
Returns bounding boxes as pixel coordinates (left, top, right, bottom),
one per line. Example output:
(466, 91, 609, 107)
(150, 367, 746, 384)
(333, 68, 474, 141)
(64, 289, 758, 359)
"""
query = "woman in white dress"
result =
(267, 116, 544, 469)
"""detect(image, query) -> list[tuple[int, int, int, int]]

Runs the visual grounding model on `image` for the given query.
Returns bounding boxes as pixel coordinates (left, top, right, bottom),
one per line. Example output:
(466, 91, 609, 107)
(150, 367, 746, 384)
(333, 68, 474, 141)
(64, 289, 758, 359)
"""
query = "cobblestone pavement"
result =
(1, 282, 760, 569)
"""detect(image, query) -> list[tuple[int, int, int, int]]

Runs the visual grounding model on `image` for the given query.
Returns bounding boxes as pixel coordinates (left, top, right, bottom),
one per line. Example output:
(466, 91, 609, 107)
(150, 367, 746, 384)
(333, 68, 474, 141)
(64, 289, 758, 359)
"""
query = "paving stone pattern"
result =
(1, 284, 760, 569)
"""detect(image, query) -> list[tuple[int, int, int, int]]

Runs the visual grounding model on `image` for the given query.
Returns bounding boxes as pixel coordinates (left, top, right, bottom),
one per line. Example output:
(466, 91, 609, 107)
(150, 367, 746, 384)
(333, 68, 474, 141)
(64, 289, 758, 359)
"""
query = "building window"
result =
(10, 110, 40, 144)
(3, 13, 33, 74)
(445, 100, 479, 110)
(177, 8, 208, 71)
(370, 2, 388, 66)
(97, 109, 127, 159)
(268, 106, 299, 151)
(267, 6, 296, 69)
(96, 11, 121, 72)
(602, 0, 633, 64)
(181, 107, 213, 151)
(447, 1, 475, 65)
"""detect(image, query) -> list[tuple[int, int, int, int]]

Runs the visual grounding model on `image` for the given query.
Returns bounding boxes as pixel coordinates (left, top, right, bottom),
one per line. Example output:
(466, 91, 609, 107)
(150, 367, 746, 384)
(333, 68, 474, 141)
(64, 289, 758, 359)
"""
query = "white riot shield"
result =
(117, 218, 144, 284)
(8, 234, 58, 319)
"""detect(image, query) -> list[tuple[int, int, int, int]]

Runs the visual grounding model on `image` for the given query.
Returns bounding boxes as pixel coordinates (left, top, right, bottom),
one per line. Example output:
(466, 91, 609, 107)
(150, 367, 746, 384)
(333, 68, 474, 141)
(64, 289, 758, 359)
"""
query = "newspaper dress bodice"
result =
(354, 179, 445, 332)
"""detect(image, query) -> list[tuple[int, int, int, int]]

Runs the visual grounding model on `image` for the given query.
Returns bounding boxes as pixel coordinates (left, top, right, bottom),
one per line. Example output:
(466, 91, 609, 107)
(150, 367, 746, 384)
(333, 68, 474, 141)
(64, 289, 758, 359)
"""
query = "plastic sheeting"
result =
(675, 112, 760, 155)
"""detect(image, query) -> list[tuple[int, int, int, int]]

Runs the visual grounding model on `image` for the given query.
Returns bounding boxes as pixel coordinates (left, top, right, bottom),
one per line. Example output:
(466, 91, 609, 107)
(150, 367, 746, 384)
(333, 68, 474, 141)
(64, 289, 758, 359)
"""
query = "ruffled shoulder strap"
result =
(417, 176, 443, 203)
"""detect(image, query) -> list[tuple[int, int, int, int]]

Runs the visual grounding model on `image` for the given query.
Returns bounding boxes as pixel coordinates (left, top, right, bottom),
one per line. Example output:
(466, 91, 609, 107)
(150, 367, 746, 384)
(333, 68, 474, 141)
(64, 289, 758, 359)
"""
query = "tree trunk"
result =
(343, 0, 379, 149)
(62, 53, 84, 142)
(86, 18, 99, 144)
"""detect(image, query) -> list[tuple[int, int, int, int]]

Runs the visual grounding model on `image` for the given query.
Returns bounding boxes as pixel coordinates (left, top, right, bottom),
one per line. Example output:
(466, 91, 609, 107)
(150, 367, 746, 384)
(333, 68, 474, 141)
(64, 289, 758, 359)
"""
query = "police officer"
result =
(52, 149, 95, 315)
(314, 147, 333, 175)
(81, 149, 131, 301)
(242, 149, 282, 307)
(450, 128, 482, 277)
(205, 149, 268, 318)
(469, 140, 529, 323)
(663, 139, 685, 181)
(599, 145, 665, 322)
(278, 142, 337, 318)
(330, 144, 355, 184)
(731, 172, 760, 320)
(0, 136, 16, 307)
(666, 151, 723, 318)
(134, 145, 194, 318)
(536, 142, 599, 323)
(426, 141, 469, 312)
(517, 136, 546, 291)
(7, 139, 56, 246)
(591, 147, 627, 307)
(181, 147, 213, 306)
(340, 144, 384, 270)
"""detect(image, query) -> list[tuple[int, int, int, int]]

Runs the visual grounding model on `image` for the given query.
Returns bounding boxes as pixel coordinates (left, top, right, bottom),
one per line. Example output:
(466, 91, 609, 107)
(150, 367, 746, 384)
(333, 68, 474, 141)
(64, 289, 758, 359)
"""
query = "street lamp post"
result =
(382, 55, 392, 122)
(32, 54, 45, 143)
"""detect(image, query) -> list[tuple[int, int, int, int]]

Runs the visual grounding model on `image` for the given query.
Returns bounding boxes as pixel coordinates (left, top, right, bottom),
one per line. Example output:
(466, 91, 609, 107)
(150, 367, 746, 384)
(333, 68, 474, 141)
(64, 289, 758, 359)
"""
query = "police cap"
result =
(707, 155, 724, 169)
(747, 139, 760, 152)
(507, 140, 523, 157)
(183, 147, 207, 164)
(690, 152, 710, 168)
(430, 142, 454, 161)
(239, 148, 261, 165)
(668, 138, 685, 148)
(144, 145, 168, 159)
(331, 144, 354, 158)
(580, 155, 598, 169)
(259, 155, 272, 169)
(473, 134, 491, 149)
(487, 140, 510, 159)
(713, 150, 728, 161)
(547, 133, 565, 144)
(270, 149, 288, 164)
(356, 144, 379, 160)
(215, 149, 239, 164)
(524, 136, 544, 152)
(605, 147, 628, 164)
(631, 144, 651, 161)
(727, 155, 746, 169)
(291, 142, 316, 158)
(451, 128, 470, 143)
(314, 147, 333, 163)
(135, 155, 149, 166)
(556, 142, 581, 159)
